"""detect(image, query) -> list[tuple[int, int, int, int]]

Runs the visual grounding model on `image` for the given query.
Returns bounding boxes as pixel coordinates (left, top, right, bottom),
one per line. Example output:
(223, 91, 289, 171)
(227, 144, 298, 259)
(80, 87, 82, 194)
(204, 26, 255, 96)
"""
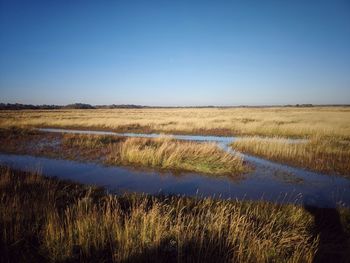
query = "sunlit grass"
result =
(231, 136, 350, 176)
(107, 137, 246, 175)
(1, 107, 349, 138)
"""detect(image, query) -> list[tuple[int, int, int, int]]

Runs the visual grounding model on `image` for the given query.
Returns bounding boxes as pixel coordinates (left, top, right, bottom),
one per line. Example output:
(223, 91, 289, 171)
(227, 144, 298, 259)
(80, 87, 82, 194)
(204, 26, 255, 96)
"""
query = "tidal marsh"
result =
(1, 109, 350, 262)
(1, 107, 349, 138)
(1, 166, 349, 262)
(2, 107, 350, 178)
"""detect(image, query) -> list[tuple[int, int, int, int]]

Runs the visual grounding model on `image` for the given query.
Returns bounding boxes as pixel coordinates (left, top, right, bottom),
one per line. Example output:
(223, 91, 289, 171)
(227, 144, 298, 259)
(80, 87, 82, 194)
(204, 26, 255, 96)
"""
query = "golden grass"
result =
(107, 137, 245, 175)
(1, 107, 350, 138)
(232, 136, 350, 176)
(2, 166, 341, 262)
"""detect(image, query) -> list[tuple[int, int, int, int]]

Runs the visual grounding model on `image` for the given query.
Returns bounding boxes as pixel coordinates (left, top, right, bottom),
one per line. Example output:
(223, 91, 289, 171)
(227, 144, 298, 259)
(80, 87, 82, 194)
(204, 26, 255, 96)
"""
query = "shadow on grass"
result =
(38, 237, 234, 263)
(304, 194, 350, 263)
(119, 238, 234, 263)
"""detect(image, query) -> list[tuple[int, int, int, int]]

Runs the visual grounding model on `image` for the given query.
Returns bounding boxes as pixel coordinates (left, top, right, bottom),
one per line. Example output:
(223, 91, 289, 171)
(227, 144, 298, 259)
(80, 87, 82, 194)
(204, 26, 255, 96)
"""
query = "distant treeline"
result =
(0, 103, 62, 110)
(0, 102, 349, 110)
(0, 103, 142, 110)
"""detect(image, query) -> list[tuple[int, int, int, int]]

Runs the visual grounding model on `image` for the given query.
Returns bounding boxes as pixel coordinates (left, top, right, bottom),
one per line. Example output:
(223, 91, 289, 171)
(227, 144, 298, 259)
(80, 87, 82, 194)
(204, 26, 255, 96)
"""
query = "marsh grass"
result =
(232, 136, 350, 176)
(107, 137, 246, 175)
(62, 134, 247, 175)
(62, 133, 124, 148)
(2, 166, 343, 262)
(1, 107, 350, 138)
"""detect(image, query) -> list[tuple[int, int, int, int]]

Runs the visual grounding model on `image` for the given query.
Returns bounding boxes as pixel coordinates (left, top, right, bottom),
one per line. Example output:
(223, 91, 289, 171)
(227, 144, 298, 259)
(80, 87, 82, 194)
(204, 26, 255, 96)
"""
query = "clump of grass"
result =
(232, 136, 350, 176)
(3, 166, 343, 262)
(108, 137, 246, 175)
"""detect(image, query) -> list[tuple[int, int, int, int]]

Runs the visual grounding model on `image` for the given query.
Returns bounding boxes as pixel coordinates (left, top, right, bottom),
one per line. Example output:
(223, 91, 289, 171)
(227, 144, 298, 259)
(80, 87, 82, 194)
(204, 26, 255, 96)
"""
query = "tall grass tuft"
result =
(108, 137, 246, 175)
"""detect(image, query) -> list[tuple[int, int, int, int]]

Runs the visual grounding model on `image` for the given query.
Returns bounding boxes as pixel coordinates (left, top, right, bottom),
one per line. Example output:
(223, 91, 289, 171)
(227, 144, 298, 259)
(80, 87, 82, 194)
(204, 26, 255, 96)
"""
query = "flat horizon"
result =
(1, 101, 350, 108)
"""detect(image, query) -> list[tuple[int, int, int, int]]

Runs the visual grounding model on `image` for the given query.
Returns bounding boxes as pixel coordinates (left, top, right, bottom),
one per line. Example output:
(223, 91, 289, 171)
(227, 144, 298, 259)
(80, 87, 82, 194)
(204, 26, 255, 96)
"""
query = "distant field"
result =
(1, 107, 350, 138)
(232, 136, 350, 176)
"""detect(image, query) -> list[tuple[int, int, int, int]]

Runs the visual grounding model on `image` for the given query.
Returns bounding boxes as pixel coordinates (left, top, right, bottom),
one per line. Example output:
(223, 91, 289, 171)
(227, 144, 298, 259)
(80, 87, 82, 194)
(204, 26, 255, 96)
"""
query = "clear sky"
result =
(0, 0, 349, 106)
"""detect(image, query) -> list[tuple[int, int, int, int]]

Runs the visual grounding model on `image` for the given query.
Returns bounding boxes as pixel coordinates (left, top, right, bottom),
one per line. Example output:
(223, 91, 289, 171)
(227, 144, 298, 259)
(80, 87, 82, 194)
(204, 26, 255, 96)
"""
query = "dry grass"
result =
(3, 166, 348, 262)
(107, 137, 245, 175)
(1, 107, 350, 138)
(232, 136, 350, 176)
(63, 134, 247, 175)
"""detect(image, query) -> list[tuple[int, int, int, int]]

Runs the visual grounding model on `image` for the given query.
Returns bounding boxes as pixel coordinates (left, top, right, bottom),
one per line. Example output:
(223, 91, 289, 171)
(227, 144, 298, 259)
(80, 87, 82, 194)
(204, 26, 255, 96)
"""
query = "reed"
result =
(3, 166, 346, 262)
(107, 137, 246, 175)
(232, 136, 350, 176)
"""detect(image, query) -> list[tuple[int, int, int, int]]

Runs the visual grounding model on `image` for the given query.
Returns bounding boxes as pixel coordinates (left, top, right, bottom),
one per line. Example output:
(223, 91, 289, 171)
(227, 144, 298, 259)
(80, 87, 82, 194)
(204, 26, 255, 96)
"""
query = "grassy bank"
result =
(231, 137, 350, 176)
(1, 166, 349, 262)
(0, 129, 246, 176)
(62, 134, 246, 175)
(1, 107, 350, 138)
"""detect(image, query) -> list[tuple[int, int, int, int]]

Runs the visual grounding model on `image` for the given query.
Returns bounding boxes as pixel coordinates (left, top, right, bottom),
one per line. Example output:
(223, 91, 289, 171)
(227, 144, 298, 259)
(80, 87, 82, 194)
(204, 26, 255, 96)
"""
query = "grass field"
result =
(1, 166, 349, 262)
(1, 107, 350, 138)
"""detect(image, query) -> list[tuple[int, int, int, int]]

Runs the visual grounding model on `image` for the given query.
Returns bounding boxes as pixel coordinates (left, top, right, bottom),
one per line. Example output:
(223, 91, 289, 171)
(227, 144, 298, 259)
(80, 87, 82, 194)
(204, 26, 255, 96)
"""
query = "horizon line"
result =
(1, 102, 350, 109)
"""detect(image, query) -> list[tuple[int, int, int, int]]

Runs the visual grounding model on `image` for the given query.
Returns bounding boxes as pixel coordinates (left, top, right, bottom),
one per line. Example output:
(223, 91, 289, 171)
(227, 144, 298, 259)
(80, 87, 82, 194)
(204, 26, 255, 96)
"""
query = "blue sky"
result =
(0, 0, 349, 106)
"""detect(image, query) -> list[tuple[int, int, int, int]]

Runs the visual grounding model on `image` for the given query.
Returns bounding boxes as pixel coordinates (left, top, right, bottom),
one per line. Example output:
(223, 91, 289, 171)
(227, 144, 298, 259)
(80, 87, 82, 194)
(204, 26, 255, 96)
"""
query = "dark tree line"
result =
(1, 102, 348, 110)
